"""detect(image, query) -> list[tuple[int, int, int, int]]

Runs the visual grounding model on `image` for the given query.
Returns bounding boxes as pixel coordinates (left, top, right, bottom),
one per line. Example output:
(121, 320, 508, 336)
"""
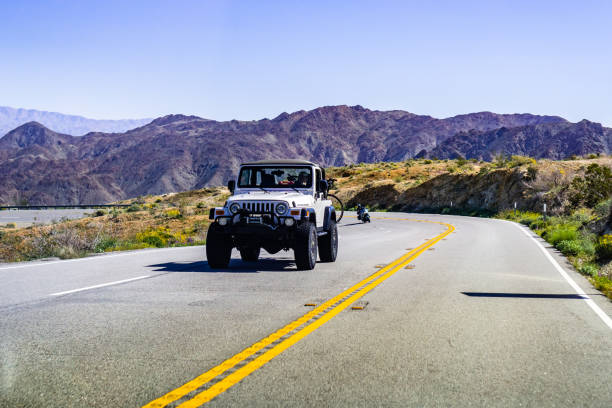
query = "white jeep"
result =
(207, 159, 338, 270)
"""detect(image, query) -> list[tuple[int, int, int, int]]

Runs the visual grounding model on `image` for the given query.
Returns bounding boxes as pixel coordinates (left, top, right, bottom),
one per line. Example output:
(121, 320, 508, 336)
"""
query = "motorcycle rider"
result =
(356, 203, 364, 220)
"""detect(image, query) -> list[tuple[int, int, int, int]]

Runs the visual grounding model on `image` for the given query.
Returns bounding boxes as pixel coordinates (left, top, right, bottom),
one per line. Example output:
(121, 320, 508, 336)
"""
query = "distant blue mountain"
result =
(0, 106, 152, 137)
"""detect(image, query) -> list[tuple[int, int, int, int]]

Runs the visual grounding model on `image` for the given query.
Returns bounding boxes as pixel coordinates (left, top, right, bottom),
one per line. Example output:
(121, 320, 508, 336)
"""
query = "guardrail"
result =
(0, 205, 131, 210)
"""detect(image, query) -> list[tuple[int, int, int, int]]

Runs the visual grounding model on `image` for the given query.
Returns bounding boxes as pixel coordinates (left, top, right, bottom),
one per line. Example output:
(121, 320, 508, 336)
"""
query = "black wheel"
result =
(206, 223, 232, 268)
(240, 246, 260, 262)
(328, 194, 344, 222)
(294, 222, 317, 270)
(318, 219, 338, 262)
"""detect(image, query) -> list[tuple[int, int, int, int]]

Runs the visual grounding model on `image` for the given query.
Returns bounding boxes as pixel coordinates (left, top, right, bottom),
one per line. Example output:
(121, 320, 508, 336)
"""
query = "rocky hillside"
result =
(424, 120, 612, 160)
(0, 106, 151, 137)
(327, 157, 612, 216)
(0, 105, 609, 205)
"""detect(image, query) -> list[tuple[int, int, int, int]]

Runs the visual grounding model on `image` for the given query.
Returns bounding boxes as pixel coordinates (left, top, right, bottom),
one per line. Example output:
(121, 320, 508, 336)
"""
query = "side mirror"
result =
(227, 180, 235, 194)
(318, 179, 329, 195)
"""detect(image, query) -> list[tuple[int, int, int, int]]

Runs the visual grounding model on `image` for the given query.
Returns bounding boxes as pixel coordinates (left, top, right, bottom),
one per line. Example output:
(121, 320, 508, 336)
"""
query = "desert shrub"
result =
(493, 154, 508, 168)
(196, 202, 206, 209)
(593, 198, 612, 219)
(498, 210, 541, 225)
(5, 223, 16, 228)
(509, 155, 535, 167)
(478, 166, 490, 175)
(591, 275, 612, 299)
(529, 219, 548, 230)
(126, 203, 142, 213)
(579, 264, 598, 277)
(28, 225, 105, 259)
(555, 240, 582, 256)
(568, 208, 592, 224)
(525, 166, 538, 181)
(596, 235, 612, 260)
(456, 156, 467, 167)
(136, 228, 174, 248)
(423, 160, 432, 164)
(93, 209, 107, 217)
(95, 237, 117, 252)
(546, 226, 578, 245)
(155, 198, 162, 203)
(140, 234, 164, 247)
(569, 163, 612, 208)
(164, 208, 181, 219)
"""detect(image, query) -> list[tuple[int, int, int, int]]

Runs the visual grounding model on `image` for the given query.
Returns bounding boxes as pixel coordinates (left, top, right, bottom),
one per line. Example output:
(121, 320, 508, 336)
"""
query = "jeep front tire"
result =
(294, 222, 317, 270)
(206, 223, 232, 268)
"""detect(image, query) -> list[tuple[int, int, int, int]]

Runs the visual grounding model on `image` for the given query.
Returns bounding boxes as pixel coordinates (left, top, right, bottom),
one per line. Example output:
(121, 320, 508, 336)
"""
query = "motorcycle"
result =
(357, 207, 371, 223)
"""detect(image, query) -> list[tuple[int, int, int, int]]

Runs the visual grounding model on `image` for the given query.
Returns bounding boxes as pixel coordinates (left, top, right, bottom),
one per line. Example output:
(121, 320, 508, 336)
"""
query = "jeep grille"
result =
(239, 201, 282, 214)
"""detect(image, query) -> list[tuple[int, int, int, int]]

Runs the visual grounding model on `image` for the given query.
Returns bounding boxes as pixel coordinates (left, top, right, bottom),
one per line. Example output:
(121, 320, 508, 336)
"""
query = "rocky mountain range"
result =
(424, 119, 612, 160)
(0, 106, 152, 137)
(0, 105, 609, 205)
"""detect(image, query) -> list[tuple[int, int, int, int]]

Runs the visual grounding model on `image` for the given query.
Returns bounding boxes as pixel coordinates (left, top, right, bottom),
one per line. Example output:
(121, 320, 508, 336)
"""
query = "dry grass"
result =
(0, 187, 229, 262)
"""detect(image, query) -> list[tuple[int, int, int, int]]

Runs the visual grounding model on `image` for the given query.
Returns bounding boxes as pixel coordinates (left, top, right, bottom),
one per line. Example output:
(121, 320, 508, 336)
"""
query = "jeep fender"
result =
(323, 206, 336, 231)
(300, 208, 316, 224)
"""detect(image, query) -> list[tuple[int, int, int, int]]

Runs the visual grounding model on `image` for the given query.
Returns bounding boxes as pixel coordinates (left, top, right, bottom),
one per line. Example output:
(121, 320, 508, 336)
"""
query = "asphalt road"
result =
(1, 213, 611, 407)
(0, 209, 94, 228)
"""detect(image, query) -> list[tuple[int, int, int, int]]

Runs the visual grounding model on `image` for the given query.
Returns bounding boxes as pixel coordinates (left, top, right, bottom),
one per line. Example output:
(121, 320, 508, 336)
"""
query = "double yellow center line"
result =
(143, 218, 454, 407)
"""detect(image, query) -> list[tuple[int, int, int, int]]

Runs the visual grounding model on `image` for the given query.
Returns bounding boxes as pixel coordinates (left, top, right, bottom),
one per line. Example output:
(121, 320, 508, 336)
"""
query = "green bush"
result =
(95, 237, 117, 252)
(546, 226, 578, 245)
(579, 264, 598, 277)
(529, 219, 548, 230)
(93, 209, 107, 217)
(140, 234, 164, 247)
(555, 240, 582, 256)
(568, 208, 591, 224)
(524, 166, 538, 181)
(509, 155, 535, 167)
(126, 203, 142, 213)
(594, 198, 611, 219)
(569, 164, 612, 208)
(596, 235, 612, 260)
(164, 208, 182, 219)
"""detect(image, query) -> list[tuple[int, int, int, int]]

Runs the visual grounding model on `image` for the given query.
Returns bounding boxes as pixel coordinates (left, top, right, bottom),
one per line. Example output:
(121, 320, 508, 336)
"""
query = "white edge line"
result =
(510, 221, 612, 330)
(0, 245, 201, 271)
(49, 275, 151, 297)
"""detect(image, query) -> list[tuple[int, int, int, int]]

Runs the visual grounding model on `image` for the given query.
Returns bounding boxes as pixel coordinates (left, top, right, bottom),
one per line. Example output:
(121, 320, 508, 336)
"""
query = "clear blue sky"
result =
(1, 0, 611, 125)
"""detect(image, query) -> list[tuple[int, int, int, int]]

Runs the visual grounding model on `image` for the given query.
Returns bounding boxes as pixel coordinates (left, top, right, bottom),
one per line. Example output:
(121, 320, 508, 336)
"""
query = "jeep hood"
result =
(228, 191, 314, 205)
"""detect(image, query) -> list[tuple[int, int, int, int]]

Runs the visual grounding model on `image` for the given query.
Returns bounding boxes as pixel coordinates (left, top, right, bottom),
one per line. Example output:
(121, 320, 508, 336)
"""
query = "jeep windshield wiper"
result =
(258, 187, 269, 193)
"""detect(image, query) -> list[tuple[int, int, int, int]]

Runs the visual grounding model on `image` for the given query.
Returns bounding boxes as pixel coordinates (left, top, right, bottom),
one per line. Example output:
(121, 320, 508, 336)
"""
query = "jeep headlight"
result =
(275, 202, 288, 216)
(229, 202, 241, 214)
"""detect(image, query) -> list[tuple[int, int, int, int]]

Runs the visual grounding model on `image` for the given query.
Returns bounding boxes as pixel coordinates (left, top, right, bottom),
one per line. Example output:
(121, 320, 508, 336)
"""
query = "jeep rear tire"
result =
(240, 246, 260, 262)
(206, 223, 232, 268)
(294, 222, 317, 270)
(318, 219, 338, 262)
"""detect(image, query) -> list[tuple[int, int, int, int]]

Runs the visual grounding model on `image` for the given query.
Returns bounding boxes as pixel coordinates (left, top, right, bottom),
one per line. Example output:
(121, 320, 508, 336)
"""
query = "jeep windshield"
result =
(238, 166, 313, 188)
